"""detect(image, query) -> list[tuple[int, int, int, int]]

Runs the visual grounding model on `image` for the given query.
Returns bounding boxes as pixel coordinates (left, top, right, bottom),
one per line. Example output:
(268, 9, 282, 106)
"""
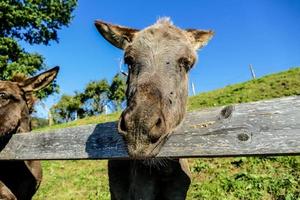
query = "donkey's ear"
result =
(95, 20, 139, 49)
(20, 66, 59, 92)
(186, 29, 214, 50)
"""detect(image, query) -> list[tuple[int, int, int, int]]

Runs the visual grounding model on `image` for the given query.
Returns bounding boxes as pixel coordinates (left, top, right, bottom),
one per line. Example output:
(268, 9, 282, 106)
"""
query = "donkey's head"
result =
(95, 18, 213, 158)
(0, 67, 59, 136)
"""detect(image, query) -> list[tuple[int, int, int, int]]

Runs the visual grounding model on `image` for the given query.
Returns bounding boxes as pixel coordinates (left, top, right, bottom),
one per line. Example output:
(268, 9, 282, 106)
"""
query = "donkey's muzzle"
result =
(117, 91, 168, 157)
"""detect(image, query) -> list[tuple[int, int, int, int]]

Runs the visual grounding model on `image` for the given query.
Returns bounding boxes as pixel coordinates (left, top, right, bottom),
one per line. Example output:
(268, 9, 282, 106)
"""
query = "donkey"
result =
(0, 67, 59, 200)
(95, 18, 213, 200)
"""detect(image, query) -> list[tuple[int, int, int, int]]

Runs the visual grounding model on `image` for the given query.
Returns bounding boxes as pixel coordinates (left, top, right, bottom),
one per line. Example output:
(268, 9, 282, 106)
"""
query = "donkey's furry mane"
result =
(11, 73, 27, 82)
(155, 17, 173, 26)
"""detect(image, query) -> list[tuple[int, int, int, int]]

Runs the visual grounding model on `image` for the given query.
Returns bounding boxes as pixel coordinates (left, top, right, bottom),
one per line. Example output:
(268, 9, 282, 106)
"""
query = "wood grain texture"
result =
(0, 96, 299, 160)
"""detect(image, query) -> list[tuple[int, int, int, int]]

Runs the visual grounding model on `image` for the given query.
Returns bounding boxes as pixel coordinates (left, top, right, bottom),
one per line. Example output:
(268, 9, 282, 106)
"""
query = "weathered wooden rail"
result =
(0, 96, 299, 160)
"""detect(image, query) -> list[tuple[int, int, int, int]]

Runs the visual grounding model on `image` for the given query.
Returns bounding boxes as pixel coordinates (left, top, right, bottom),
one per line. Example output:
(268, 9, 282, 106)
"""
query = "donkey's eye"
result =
(178, 57, 193, 71)
(0, 93, 8, 99)
(0, 92, 10, 107)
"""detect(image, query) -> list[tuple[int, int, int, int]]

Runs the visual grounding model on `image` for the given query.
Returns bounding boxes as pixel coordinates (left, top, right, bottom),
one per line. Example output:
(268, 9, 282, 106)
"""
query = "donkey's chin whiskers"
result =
(142, 157, 170, 170)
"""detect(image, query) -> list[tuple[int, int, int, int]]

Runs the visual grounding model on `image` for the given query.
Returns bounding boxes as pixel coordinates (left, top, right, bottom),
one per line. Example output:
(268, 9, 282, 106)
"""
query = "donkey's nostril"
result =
(150, 136, 160, 144)
(118, 116, 128, 135)
(149, 117, 164, 143)
(155, 118, 162, 128)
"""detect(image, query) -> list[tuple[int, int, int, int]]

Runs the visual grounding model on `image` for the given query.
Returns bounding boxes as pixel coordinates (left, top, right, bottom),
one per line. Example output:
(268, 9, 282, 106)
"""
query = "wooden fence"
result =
(0, 96, 299, 160)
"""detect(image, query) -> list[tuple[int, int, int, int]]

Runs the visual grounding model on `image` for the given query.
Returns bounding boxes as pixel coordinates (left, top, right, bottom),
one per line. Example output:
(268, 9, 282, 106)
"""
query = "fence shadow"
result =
(85, 122, 129, 159)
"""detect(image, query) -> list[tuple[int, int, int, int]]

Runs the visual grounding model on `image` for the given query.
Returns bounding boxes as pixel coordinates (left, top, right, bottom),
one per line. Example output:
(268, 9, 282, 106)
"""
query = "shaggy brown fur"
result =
(0, 67, 59, 200)
(95, 18, 213, 200)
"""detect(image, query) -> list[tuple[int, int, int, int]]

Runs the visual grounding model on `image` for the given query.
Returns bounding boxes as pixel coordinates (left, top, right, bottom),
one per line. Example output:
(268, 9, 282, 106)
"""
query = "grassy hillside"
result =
(34, 67, 300, 200)
(31, 117, 49, 129)
(188, 67, 300, 110)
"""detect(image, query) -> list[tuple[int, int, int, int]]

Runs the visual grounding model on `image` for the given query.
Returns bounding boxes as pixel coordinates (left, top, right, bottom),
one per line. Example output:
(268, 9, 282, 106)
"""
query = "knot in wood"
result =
(237, 133, 249, 141)
(220, 105, 234, 119)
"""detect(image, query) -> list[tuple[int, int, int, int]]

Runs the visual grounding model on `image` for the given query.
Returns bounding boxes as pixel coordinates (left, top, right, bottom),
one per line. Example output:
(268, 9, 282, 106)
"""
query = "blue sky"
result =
(24, 0, 300, 117)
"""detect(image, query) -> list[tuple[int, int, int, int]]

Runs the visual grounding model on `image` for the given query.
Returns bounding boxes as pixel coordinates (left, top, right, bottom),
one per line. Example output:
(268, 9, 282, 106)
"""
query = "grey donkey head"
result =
(95, 18, 213, 158)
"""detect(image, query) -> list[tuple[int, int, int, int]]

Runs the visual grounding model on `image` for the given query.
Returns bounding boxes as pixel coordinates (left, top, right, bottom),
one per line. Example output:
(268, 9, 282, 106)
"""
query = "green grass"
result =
(187, 157, 300, 200)
(34, 67, 300, 200)
(34, 160, 110, 200)
(34, 112, 120, 132)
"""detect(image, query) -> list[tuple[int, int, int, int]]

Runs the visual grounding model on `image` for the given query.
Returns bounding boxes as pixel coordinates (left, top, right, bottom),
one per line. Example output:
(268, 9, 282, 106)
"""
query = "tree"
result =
(82, 80, 110, 115)
(109, 73, 126, 111)
(51, 94, 81, 123)
(50, 73, 126, 124)
(0, 0, 77, 99)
